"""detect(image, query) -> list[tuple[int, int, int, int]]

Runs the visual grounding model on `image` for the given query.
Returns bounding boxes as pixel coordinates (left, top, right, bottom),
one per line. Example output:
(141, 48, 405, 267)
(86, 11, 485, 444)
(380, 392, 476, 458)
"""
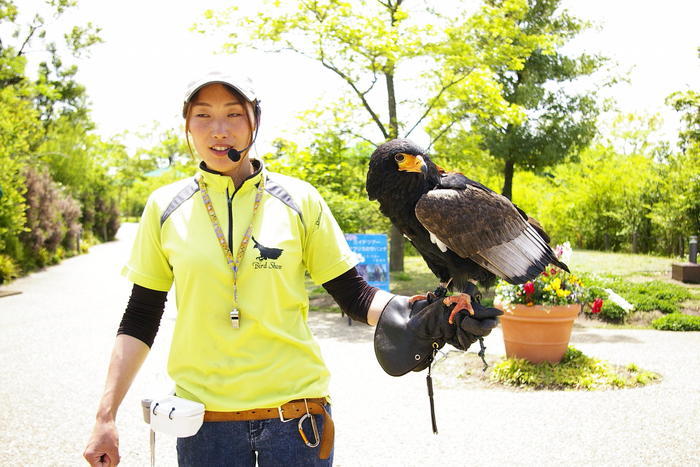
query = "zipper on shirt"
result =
(224, 167, 264, 252)
(226, 187, 234, 252)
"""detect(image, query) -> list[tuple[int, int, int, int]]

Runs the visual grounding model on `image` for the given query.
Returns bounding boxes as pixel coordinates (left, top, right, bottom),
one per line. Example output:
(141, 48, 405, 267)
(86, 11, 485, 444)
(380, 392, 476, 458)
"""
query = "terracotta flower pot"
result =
(497, 304, 581, 364)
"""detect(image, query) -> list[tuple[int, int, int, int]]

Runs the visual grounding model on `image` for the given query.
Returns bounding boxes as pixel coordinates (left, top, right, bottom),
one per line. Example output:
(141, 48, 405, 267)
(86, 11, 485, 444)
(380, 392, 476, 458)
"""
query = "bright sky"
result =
(19, 0, 700, 153)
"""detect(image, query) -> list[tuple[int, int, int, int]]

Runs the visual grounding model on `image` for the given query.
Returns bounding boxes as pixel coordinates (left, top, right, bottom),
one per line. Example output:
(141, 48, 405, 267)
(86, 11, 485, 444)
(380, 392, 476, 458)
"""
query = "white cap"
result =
(182, 71, 259, 118)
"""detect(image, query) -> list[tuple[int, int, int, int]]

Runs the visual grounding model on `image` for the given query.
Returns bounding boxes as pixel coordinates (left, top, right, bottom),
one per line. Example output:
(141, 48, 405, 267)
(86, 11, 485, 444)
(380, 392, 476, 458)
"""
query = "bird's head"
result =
(366, 138, 438, 201)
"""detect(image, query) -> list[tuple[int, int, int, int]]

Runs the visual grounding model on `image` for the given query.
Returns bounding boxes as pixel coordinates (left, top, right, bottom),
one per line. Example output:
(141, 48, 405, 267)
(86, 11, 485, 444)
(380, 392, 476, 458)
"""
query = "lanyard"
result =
(198, 174, 265, 328)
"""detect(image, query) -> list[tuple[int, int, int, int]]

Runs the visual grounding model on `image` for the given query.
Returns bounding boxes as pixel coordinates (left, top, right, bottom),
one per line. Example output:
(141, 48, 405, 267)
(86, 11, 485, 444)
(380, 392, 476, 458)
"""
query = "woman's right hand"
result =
(83, 420, 120, 466)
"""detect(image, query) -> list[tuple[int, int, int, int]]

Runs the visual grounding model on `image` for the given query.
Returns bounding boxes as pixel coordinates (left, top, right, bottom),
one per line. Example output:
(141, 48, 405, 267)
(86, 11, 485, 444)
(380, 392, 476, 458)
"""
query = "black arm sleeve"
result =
(322, 267, 379, 325)
(117, 284, 168, 348)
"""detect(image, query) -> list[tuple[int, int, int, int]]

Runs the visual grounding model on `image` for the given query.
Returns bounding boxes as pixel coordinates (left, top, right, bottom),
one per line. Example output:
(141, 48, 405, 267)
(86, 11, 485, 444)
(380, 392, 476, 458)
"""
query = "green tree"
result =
(658, 68, 700, 254)
(0, 88, 39, 260)
(265, 105, 390, 234)
(458, 0, 604, 200)
(202, 0, 538, 270)
(108, 126, 195, 217)
(667, 89, 700, 154)
(0, 0, 118, 275)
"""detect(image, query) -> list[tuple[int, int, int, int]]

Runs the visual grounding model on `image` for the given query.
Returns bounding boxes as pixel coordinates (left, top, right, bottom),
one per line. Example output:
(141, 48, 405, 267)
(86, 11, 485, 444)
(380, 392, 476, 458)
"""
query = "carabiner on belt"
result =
(297, 399, 320, 448)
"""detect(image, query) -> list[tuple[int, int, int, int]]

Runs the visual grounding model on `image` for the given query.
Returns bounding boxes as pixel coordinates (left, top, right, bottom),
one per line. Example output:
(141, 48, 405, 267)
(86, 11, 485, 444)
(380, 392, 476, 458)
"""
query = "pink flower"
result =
(524, 282, 535, 296)
(592, 298, 604, 314)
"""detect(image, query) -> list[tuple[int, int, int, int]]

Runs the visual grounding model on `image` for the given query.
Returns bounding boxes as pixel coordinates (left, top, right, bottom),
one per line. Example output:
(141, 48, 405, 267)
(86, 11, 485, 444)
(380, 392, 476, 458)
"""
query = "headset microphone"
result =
(227, 148, 242, 162)
(225, 100, 262, 163)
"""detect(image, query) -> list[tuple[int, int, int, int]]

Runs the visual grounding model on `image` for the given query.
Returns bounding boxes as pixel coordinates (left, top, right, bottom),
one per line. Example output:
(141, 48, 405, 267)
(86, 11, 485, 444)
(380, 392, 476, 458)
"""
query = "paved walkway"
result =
(1, 224, 699, 466)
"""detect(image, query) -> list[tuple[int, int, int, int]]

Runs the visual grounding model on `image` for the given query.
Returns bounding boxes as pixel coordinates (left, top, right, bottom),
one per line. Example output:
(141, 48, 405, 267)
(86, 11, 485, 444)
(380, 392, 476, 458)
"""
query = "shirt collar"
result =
(197, 159, 265, 194)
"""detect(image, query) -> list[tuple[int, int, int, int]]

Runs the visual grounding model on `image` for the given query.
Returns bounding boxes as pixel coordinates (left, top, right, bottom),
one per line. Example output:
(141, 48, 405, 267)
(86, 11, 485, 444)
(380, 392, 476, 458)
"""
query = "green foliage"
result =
(110, 126, 195, 218)
(0, 0, 119, 279)
(621, 281, 691, 314)
(582, 275, 691, 319)
(0, 253, 19, 284)
(19, 165, 82, 269)
(652, 313, 700, 331)
(647, 148, 700, 255)
(441, 0, 605, 199)
(266, 133, 389, 235)
(667, 89, 700, 152)
(509, 112, 697, 256)
(394, 272, 411, 282)
(0, 88, 38, 252)
(121, 166, 194, 218)
(491, 346, 660, 390)
(598, 302, 627, 323)
(205, 0, 562, 270)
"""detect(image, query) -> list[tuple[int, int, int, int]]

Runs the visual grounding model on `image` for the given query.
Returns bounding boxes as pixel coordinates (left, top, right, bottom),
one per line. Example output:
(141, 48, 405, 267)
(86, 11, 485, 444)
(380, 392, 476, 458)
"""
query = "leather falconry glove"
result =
(374, 294, 502, 377)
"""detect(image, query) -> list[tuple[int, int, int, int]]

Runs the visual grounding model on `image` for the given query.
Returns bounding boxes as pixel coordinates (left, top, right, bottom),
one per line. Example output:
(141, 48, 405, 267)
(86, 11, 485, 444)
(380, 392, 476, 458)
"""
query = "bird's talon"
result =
(408, 294, 428, 304)
(443, 293, 474, 324)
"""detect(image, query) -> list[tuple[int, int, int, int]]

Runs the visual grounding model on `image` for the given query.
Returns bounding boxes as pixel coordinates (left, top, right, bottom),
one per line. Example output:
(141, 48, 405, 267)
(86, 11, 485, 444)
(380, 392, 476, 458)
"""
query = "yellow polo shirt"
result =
(122, 161, 356, 410)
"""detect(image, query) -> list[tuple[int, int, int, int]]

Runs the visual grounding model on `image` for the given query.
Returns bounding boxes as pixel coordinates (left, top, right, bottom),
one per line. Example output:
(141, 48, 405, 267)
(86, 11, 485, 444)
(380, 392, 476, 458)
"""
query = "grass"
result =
(652, 313, 700, 331)
(432, 347, 661, 391)
(490, 347, 661, 390)
(566, 249, 680, 280)
(568, 250, 700, 321)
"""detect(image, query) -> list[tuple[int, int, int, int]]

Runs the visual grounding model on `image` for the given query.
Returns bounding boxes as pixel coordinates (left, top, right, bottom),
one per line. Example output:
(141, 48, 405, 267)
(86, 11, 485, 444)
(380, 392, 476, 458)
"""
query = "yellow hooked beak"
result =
(395, 153, 426, 173)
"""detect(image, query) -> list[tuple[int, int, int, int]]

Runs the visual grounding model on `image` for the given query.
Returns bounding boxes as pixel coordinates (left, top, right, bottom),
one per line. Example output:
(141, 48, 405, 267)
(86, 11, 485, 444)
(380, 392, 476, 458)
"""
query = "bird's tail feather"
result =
(471, 225, 563, 284)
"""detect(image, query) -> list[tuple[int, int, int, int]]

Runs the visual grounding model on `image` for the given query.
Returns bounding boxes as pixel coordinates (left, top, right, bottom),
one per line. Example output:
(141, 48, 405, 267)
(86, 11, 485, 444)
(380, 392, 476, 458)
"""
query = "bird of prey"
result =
(366, 139, 568, 322)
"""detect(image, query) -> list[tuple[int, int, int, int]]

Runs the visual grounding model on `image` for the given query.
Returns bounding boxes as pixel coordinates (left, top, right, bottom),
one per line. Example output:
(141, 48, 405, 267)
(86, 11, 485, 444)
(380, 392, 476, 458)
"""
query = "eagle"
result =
(366, 138, 568, 323)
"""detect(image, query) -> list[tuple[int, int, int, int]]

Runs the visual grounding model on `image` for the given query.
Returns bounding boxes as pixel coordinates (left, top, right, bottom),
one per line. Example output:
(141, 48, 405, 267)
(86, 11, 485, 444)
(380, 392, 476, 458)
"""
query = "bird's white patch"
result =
(428, 230, 448, 253)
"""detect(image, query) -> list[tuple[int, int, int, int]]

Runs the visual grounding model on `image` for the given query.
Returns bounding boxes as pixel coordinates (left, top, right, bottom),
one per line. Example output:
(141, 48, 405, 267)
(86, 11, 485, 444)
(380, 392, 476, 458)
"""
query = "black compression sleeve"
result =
(322, 267, 378, 324)
(117, 284, 168, 348)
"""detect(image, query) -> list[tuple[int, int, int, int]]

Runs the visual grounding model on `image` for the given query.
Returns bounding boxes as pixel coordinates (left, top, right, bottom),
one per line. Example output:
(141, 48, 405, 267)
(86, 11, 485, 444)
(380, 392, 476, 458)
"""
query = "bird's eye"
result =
(394, 154, 405, 163)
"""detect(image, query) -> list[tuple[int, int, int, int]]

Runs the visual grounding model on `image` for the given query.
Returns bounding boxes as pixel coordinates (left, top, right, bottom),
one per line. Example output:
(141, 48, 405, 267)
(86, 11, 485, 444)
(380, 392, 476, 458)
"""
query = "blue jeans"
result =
(177, 405, 333, 466)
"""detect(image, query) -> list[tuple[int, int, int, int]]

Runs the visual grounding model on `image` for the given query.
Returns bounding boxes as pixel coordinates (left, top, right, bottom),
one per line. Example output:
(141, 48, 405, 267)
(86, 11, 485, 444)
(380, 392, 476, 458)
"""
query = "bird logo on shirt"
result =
(252, 236, 283, 261)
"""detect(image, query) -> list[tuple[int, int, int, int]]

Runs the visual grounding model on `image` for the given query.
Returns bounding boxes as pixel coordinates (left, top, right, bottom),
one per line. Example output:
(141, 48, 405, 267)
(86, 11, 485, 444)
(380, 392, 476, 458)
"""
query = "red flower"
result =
(523, 282, 535, 296)
(592, 298, 604, 314)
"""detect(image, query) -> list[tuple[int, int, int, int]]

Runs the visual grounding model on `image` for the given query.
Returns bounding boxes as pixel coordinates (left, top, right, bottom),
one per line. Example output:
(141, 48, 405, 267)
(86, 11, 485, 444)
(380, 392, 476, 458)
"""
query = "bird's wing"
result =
(414, 184, 560, 284)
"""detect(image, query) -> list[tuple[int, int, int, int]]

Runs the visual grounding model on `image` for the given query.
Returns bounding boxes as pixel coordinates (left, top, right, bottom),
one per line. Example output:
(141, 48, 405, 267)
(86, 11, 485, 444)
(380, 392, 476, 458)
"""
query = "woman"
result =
(83, 71, 497, 466)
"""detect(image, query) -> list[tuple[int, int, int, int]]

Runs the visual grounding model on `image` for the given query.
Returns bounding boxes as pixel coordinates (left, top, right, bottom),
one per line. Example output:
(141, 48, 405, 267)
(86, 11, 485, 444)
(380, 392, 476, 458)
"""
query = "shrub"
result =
(580, 284, 632, 323)
(490, 347, 660, 390)
(652, 314, 700, 331)
(20, 166, 83, 268)
(582, 275, 691, 318)
(0, 254, 19, 284)
(599, 302, 627, 322)
(320, 187, 389, 234)
(622, 281, 691, 314)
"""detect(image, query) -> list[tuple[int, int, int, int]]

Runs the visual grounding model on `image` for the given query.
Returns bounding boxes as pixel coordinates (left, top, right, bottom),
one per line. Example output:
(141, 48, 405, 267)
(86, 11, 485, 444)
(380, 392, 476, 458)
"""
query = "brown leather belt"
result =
(203, 398, 334, 460)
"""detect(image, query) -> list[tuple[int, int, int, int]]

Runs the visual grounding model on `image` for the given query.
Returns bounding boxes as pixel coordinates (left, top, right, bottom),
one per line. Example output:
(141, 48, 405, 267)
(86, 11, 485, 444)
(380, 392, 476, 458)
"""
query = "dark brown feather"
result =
(415, 187, 530, 258)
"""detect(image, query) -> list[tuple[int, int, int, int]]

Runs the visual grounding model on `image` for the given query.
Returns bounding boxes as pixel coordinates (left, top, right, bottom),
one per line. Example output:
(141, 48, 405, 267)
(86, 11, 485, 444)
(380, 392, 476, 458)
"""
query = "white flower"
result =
(555, 241, 573, 264)
(604, 288, 635, 312)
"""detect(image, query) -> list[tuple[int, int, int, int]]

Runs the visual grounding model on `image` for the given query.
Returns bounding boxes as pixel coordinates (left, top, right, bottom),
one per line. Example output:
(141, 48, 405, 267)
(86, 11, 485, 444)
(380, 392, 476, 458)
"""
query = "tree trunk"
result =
(385, 67, 404, 270)
(386, 71, 398, 139)
(390, 225, 404, 272)
(502, 159, 515, 200)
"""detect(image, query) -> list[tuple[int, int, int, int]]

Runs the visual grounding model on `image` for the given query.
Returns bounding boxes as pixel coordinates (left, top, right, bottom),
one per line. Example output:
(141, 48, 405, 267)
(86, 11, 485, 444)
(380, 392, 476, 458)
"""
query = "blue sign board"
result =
(344, 233, 390, 292)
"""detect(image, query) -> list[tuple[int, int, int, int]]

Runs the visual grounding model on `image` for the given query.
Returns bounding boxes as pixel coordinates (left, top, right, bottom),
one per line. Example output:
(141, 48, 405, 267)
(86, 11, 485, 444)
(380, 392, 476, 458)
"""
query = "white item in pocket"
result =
(149, 395, 205, 438)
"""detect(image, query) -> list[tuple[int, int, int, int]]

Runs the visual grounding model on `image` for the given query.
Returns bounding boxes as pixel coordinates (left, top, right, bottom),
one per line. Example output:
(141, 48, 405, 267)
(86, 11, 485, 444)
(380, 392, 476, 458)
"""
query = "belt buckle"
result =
(278, 405, 294, 423)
